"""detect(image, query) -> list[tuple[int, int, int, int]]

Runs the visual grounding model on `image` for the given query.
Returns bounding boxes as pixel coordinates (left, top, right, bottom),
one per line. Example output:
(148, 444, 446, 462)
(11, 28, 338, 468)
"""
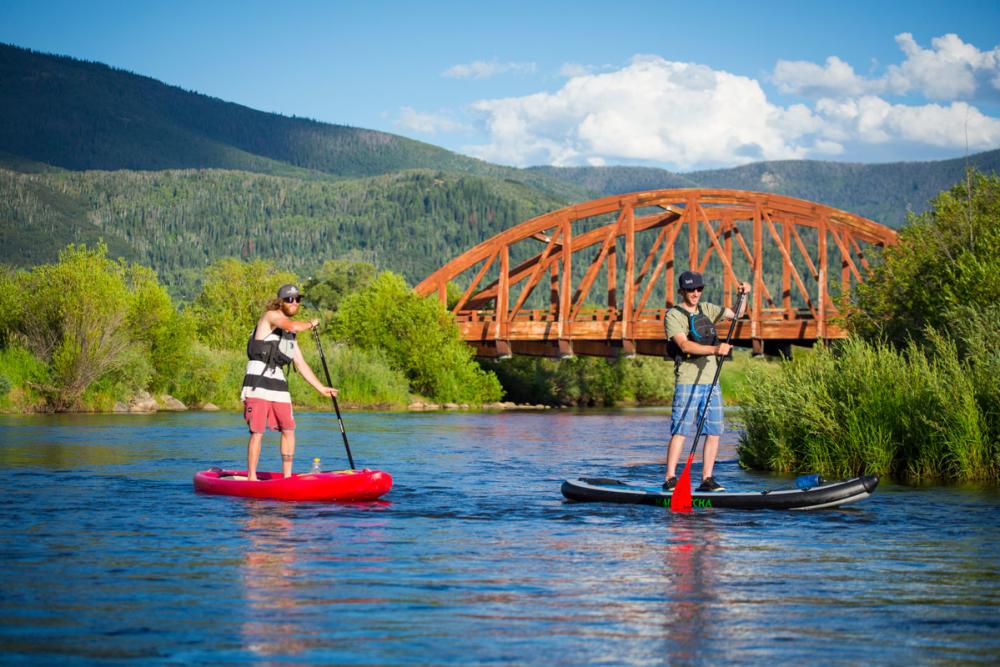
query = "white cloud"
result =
(465, 55, 821, 169)
(773, 56, 877, 98)
(396, 107, 468, 135)
(774, 33, 1000, 102)
(456, 35, 1000, 170)
(815, 96, 1000, 149)
(442, 60, 536, 80)
(885, 32, 1000, 100)
(559, 63, 598, 77)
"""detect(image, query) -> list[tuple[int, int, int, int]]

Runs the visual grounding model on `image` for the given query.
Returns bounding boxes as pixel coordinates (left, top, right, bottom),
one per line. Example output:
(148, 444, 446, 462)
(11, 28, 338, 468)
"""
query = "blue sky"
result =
(3, 0, 999, 171)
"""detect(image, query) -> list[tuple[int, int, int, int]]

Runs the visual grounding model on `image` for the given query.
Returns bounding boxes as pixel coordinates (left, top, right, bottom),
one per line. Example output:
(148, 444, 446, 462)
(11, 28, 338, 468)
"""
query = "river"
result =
(1, 410, 998, 665)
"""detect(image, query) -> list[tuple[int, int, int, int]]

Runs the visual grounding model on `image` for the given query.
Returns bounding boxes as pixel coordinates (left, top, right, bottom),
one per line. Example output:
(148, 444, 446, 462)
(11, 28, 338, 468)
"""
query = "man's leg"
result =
(247, 432, 264, 481)
(666, 383, 696, 482)
(665, 434, 687, 480)
(280, 430, 296, 477)
(702, 435, 720, 480)
(700, 384, 725, 481)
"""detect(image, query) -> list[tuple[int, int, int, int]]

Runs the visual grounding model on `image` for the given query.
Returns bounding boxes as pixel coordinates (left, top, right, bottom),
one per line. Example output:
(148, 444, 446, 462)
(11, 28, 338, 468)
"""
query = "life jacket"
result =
(246, 326, 296, 390)
(665, 304, 720, 361)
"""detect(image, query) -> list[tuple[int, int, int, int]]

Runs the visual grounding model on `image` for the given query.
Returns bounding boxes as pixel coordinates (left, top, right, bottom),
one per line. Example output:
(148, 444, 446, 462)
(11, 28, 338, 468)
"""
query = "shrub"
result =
(302, 257, 376, 318)
(190, 258, 299, 351)
(852, 171, 1000, 347)
(6, 244, 140, 409)
(484, 355, 674, 407)
(0, 346, 49, 411)
(333, 272, 502, 403)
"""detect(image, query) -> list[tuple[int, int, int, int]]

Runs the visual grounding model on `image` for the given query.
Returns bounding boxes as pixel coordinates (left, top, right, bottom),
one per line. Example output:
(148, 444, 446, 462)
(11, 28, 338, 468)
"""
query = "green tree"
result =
(191, 258, 298, 351)
(332, 271, 502, 403)
(7, 244, 140, 409)
(303, 257, 377, 317)
(124, 263, 195, 392)
(851, 170, 1000, 347)
(0, 264, 19, 348)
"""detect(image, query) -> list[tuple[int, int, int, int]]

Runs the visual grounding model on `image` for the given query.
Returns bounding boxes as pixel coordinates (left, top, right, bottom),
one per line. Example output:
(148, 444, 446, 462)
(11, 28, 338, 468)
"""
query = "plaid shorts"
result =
(670, 384, 724, 436)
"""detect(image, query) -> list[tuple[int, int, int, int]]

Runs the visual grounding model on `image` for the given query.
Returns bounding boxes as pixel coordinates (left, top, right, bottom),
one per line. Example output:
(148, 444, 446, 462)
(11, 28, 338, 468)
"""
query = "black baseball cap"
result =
(678, 271, 704, 290)
(277, 284, 302, 300)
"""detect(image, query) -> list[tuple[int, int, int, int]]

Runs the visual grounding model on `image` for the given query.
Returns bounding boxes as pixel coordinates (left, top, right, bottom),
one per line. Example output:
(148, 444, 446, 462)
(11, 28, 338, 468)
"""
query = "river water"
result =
(1, 410, 998, 665)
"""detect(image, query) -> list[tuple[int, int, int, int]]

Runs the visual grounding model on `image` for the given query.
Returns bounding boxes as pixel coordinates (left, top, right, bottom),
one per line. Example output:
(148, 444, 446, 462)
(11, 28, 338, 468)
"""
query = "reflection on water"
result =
(241, 505, 304, 658)
(661, 519, 719, 663)
(1, 411, 999, 664)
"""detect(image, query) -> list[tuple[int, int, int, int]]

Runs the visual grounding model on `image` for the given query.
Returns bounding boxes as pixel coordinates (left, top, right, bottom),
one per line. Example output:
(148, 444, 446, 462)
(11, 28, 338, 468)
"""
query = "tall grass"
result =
(291, 345, 411, 409)
(166, 343, 412, 411)
(738, 337, 998, 482)
(0, 346, 48, 411)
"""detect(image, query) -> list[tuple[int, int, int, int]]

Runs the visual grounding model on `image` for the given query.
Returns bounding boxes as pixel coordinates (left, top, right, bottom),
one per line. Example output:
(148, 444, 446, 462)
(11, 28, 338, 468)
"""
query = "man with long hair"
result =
(241, 284, 337, 480)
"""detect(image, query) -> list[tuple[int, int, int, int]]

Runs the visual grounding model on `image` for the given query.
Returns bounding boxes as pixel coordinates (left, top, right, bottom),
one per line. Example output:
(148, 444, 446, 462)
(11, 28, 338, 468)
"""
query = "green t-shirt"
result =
(665, 302, 725, 385)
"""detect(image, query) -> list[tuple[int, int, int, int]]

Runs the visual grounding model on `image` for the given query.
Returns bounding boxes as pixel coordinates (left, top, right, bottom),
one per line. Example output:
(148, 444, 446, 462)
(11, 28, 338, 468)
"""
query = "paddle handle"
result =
(312, 327, 356, 470)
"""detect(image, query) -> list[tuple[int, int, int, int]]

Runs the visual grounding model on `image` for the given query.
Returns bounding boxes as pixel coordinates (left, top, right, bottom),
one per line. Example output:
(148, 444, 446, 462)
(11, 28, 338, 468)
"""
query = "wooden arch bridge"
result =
(415, 189, 898, 358)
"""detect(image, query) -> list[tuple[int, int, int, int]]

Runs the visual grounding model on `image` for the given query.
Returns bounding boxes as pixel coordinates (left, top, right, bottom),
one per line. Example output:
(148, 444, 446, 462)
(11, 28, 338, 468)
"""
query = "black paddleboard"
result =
(561, 475, 879, 511)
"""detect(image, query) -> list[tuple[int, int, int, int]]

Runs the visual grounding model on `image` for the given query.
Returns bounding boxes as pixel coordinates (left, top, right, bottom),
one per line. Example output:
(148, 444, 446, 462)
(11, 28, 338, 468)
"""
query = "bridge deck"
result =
(455, 308, 844, 357)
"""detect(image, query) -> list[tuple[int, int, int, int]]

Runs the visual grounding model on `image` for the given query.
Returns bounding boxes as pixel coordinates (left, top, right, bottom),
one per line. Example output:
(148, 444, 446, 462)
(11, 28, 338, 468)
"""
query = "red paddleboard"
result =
(193, 467, 392, 501)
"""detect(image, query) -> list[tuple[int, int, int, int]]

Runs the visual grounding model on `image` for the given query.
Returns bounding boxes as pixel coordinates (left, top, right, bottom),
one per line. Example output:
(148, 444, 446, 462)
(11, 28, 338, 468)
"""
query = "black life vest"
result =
(665, 305, 720, 361)
(246, 326, 295, 378)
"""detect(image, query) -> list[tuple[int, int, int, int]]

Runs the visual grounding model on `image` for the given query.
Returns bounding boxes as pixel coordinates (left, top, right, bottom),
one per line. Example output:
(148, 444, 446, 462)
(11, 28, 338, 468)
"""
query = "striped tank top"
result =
(240, 327, 296, 403)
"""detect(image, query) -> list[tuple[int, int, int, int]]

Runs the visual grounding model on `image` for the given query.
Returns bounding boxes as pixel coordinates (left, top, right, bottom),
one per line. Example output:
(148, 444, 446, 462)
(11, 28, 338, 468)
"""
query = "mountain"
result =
(0, 166, 565, 296)
(529, 150, 1000, 228)
(3, 41, 999, 297)
(0, 43, 584, 200)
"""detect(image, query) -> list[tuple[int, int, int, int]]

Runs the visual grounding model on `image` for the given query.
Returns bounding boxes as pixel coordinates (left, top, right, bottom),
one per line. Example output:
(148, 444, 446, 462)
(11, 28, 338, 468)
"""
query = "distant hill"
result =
(529, 150, 1000, 228)
(0, 167, 565, 297)
(0, 43, 584, 200)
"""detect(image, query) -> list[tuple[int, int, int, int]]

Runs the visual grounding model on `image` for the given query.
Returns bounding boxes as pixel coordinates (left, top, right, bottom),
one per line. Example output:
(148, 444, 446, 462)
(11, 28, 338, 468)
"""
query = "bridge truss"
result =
(415, 189, 897, 358)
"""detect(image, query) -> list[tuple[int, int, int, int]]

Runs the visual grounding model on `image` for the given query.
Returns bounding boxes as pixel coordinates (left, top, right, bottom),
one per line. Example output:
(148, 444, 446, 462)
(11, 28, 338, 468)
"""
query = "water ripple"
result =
(1, 411, 998, 665)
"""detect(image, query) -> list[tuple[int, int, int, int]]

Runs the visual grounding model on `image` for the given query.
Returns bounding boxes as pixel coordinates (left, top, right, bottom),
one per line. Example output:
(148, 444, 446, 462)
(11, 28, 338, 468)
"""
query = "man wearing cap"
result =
(662, 271, 750, 492)
(241, 284, 338, 481)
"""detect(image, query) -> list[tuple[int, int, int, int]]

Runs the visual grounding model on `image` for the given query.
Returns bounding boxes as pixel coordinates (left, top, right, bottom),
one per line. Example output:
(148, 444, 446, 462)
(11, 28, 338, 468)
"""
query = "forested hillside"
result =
(0, 43, 583, 200)
(530, 150, 1000, 228)
(0, 167, 564, 296)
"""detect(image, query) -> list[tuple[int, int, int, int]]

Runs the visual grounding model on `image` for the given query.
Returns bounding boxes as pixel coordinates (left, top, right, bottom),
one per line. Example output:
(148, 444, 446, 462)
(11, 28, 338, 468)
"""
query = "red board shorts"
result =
(243, 398, 295, 433)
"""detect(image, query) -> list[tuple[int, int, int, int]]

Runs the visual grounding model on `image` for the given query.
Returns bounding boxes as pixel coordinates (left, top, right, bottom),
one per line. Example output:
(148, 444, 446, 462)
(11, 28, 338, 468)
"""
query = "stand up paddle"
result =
(671, 288, 747, 513)
(312, 327, 355, 470)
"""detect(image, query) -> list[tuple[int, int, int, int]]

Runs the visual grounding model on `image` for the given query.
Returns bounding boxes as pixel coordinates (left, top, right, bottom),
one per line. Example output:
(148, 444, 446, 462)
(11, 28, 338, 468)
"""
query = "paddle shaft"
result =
(685, 289, 747, 459)
(311, 327, 356, 470)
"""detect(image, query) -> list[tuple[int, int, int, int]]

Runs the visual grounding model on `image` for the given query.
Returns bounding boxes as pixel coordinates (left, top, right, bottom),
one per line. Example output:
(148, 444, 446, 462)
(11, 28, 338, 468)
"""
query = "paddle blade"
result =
(670, 453, 694, 513)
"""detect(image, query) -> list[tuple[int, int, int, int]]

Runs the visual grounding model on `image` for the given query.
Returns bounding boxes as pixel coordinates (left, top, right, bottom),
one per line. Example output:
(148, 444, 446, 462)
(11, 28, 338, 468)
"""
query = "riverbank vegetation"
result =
(0, 239, 765, 413)
(738, 171, 1000, 482)
(0, 244, 499, 412)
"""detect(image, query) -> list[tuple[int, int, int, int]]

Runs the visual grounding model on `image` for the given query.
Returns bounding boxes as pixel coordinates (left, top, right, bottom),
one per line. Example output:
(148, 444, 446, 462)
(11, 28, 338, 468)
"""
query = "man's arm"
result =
(264, 310, 319, 334)
(673, 333, 731, 357)
(721, 281, 751, 320)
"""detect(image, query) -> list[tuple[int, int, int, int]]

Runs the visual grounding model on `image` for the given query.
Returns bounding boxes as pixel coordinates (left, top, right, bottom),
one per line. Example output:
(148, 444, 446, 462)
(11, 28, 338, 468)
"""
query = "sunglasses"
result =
(684, 287, 704, 293)
(282, 296, 303, 304)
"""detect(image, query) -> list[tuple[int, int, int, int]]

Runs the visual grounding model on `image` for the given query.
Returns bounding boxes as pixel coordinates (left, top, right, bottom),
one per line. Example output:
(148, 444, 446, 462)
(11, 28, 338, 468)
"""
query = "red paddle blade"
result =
(670, 453, 694, 513)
